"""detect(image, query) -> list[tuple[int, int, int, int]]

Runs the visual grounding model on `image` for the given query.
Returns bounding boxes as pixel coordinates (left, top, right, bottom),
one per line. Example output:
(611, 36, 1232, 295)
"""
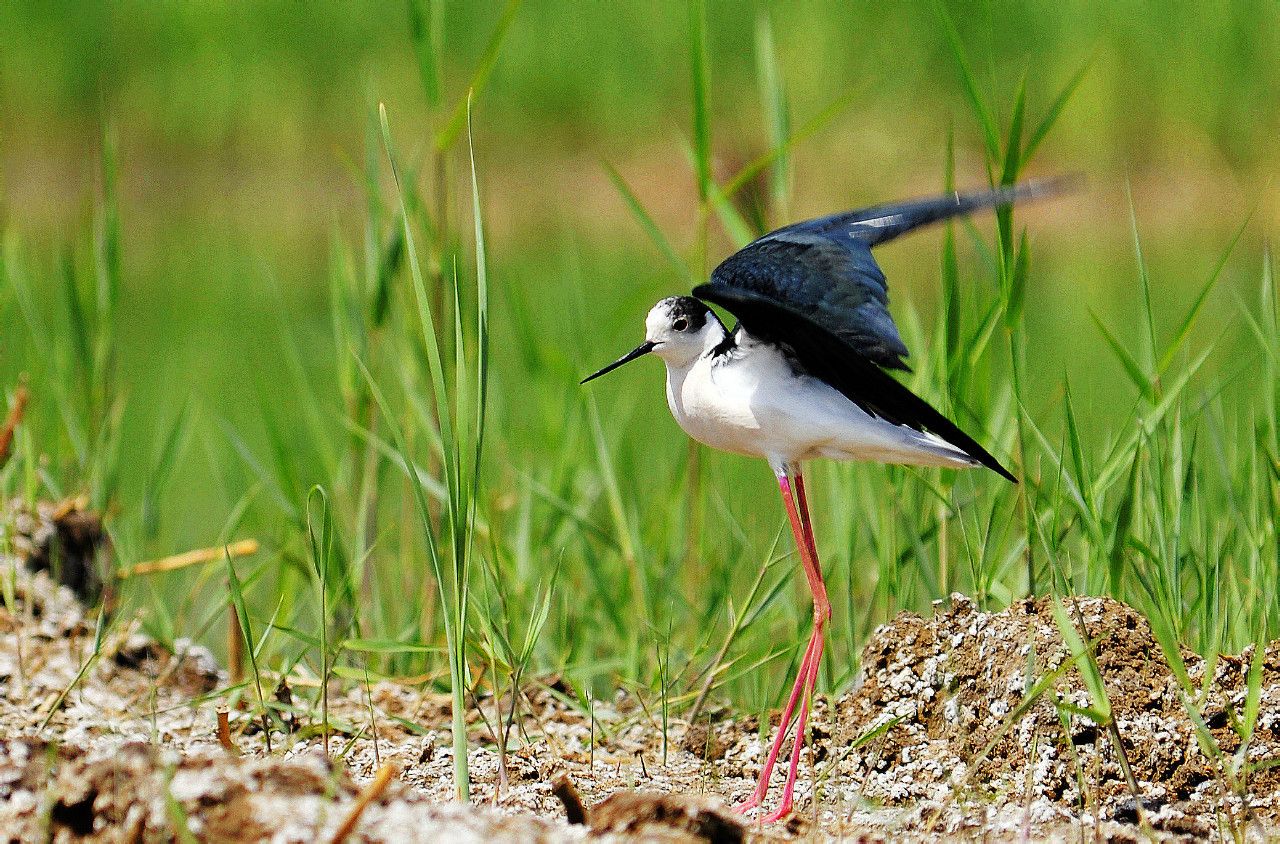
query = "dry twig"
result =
(0, 382, 29, 469)
(216, 709, 240, 755)
(330, 764, 397, 844)
(123, 539, 260, 577)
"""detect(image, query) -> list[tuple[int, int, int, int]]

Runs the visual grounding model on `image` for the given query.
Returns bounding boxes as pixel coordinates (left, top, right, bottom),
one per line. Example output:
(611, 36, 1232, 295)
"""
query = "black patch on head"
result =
(663, 296, 710, 330)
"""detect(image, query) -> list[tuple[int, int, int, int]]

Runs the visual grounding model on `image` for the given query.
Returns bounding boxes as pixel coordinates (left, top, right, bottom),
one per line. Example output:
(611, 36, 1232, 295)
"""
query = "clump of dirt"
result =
(589, 792, 744, 842)
(0, 557, 751, 842)
(0, 738, 583, 843)
(0, 552, 218, 744)
(6, 497, 110, 603)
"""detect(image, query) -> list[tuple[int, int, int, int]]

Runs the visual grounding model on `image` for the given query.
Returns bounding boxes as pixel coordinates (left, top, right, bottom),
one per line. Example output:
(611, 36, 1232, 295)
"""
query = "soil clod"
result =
(7, 498, 109, 604)
(590, 792, 744, 843)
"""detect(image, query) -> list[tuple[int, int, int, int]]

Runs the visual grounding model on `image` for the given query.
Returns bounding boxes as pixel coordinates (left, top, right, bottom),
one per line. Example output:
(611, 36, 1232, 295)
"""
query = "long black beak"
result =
(581, 341, 657, 384)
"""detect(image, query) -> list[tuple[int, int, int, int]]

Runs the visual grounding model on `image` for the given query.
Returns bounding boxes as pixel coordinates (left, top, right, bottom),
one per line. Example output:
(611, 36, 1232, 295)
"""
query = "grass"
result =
(0, 0, 1278, 820)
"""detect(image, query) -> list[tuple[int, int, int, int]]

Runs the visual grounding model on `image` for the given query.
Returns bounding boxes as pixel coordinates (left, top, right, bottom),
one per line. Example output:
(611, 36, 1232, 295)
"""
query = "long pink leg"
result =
(793, 474, 820, 570)
(765, 625, 824, 822)
(765, 471, 830, 821)
(734, 623, 820, 811)
(737, 468, 831, 820)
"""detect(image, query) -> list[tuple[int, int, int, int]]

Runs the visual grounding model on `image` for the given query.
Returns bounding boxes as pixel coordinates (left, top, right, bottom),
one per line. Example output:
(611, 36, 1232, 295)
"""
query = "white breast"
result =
(662, 335, 978, 472)
(665, 348, 768, 457)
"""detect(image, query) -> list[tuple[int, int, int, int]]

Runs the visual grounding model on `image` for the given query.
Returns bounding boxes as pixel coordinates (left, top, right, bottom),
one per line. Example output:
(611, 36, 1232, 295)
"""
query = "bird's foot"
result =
(733, 796, 793, 824)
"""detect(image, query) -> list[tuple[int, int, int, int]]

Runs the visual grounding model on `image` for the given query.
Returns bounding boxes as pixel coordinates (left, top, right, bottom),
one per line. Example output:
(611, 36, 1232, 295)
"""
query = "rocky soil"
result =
(3, 547, 1279, 841)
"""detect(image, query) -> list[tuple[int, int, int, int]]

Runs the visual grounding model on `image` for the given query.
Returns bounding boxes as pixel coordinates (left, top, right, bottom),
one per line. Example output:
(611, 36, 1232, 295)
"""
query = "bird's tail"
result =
(808, 176, 1079, 247)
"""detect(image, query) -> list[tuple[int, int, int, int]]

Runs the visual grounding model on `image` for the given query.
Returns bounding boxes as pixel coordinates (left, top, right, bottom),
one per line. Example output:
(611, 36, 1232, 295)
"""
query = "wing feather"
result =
(692, 283, 1017, 482)
(709, 178, 1073, 370)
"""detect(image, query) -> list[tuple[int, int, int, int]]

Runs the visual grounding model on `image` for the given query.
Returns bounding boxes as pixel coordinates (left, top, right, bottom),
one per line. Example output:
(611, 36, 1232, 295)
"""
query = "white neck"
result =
(661, 321, 728, 415)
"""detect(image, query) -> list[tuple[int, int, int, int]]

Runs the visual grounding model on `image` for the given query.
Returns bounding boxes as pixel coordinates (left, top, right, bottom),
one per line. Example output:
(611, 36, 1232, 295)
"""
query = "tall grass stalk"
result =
(685, 0, 712, 563)
(374, 101, 491, 801)
(306, 487, 334, 755)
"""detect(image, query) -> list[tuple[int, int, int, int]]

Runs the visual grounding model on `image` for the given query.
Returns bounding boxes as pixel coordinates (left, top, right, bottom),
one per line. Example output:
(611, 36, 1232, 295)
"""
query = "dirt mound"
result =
(819, 594, 1280, 837)
(7, 497, 110, 604)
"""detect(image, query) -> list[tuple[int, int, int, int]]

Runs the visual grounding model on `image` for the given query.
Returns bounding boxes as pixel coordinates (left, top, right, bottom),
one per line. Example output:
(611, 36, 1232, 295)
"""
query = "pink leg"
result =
(737, 468, 830, 821)
(764, 629, 824, 822)
(734, 625, 820, 811)
(794, 474, 820, 571)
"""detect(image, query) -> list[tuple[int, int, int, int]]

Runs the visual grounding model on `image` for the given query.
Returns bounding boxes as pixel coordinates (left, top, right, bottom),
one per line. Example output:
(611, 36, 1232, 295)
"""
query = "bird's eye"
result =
(673, 318, 689, 331)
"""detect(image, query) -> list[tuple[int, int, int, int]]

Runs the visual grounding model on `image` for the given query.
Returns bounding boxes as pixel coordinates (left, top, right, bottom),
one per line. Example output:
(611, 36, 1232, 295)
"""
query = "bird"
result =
(581, 178, 1066, 821)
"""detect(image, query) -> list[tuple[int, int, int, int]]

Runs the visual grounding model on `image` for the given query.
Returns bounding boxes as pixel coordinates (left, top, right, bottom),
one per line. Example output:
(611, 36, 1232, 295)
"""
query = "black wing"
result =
(690, 284, 1017, 482)
(708, 178, 1071, 370)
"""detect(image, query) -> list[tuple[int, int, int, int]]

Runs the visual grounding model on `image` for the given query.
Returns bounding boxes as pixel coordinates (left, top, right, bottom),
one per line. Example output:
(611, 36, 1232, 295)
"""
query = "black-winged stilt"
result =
(582, 179, 1065, 821)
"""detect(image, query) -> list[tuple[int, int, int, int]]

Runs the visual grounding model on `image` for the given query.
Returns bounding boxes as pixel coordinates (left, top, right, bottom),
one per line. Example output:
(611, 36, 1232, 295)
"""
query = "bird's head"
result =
(581, 296, 721, 383)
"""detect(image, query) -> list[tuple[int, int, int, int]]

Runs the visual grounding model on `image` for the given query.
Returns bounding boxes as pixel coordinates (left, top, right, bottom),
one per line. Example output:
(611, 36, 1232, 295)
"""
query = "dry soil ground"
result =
(4, 538, 1280, 841)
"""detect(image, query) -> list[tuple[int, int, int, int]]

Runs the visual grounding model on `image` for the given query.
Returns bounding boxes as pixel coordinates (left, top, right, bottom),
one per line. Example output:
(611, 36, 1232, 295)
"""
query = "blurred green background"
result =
(2, 1, 1279, 709)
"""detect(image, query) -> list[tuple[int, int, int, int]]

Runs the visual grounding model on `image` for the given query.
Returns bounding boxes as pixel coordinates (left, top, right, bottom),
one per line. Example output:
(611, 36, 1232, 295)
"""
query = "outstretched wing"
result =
(691, 283, 1017, 481)
(707, 178, 1070, 370)
(691, 179, 1073, 481)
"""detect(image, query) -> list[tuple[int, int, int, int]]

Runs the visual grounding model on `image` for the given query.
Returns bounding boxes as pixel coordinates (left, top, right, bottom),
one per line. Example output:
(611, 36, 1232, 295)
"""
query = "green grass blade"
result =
(754, 11, 789, 218)
(721, 85, 861, 203)
(996, 75, 1026, 293)
(940, 127, 961, 370)
(1020, 403, 1102, 543)
(1237, 629, 1266, 753)
(94, 122, 121, 364)
(381, 105, 458, 485)
(1063, 381, 1097, 519)
(707, 177, 754, 249)
(408, 0, 443, 107)
(1023, 57, 1092, 161)
(354, 352, 463, 755)
(1004, 228, 1030, 327)
(1141, 348, 1209, 435)
(1089, 309, 1153, 400)
(434, 0, 522, 152)
(601, 161, 695, 284)
(306, 486, 333, 753)
(142, 400, 192, 539)
(1125, 181, 1160, 375)
(934, 0, 1000, 161)
(1051, 599, 1111, 720)
(1157, 211, 1249, 374)
(586, 396, 637, 566)
(1107, 442, 1141, 595)
(465, 98, 491, 625)
(225, 545, 270, 750)
(1000, 73, 1027, 187)
(689, 0, 711, 202)
(60, 254, 92, 387)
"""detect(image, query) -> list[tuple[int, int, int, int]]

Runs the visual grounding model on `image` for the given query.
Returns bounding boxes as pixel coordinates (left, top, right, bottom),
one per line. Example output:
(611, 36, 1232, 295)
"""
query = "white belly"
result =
(664, 345, 977, 471)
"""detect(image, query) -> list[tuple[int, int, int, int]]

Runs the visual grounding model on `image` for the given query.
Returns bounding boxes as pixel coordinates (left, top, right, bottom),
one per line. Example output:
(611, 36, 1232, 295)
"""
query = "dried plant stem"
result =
(330, 764, 397, 844)
(124, 540, 260, 577)
(216, 709, 239, 754)
(0, 382, 30, 469)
